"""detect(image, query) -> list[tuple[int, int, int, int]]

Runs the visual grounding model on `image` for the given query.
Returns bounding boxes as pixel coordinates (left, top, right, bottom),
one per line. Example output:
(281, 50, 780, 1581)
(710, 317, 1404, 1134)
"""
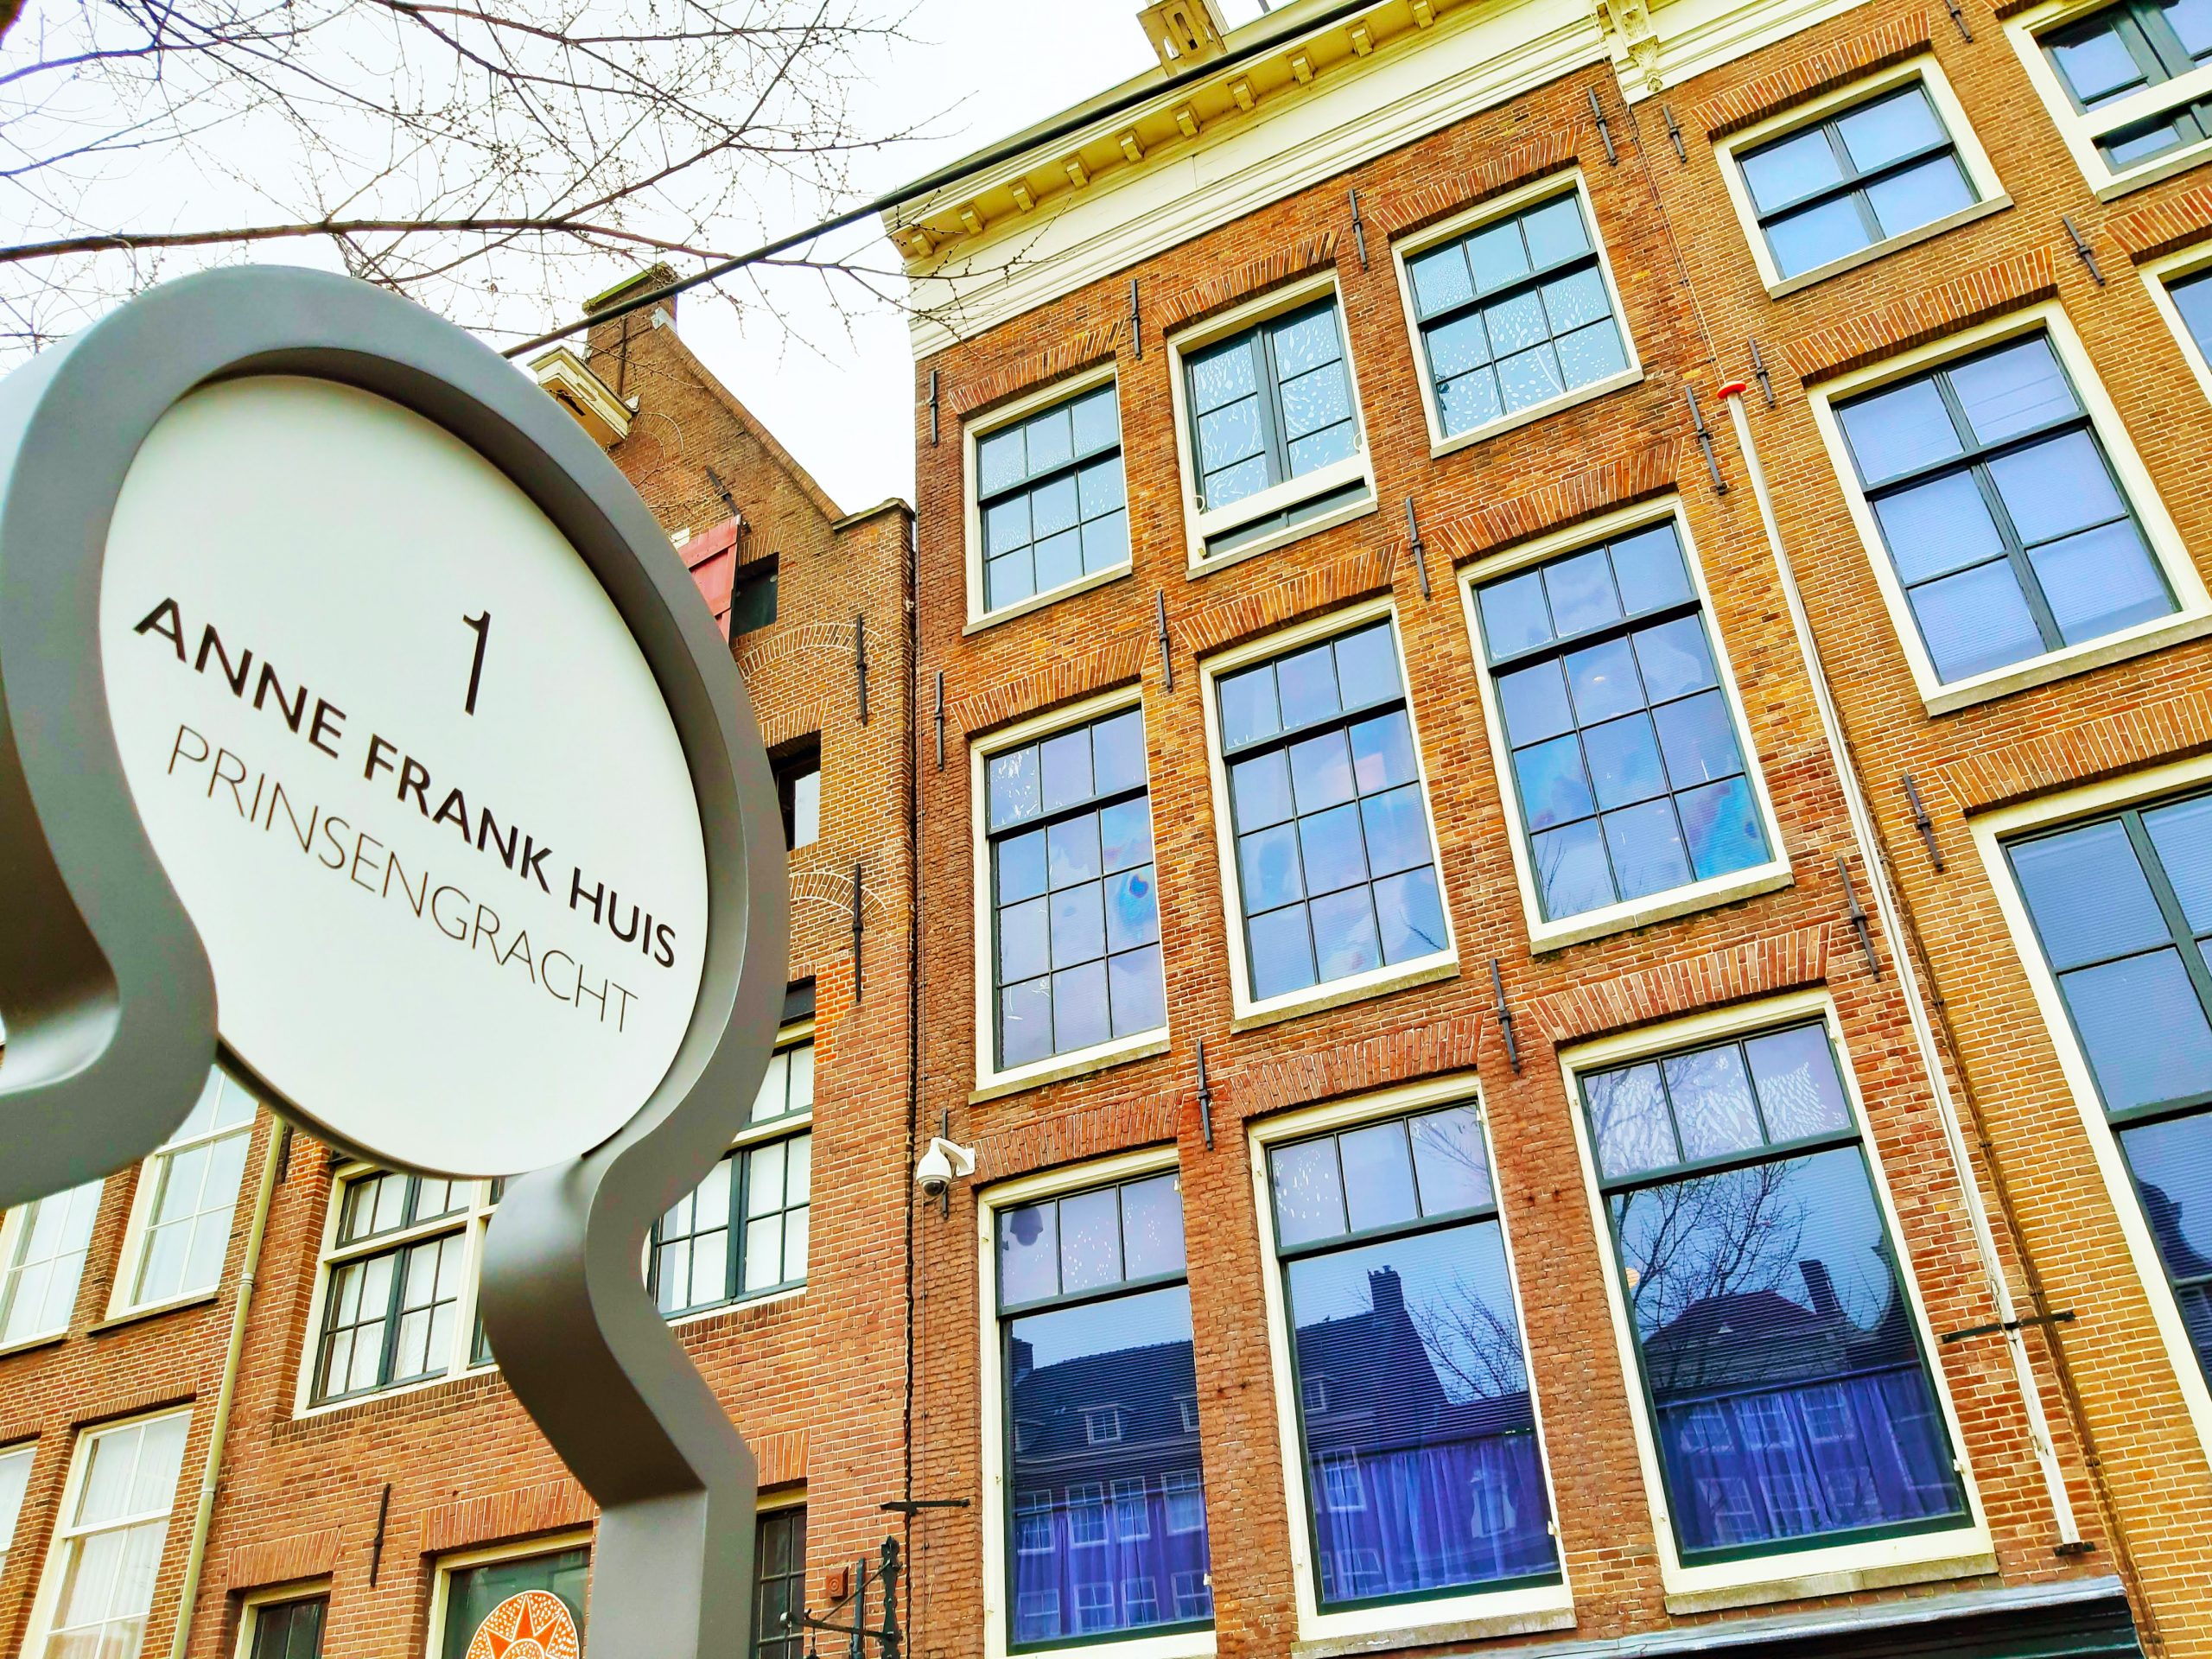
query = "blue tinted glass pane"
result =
(1441, 372, 1506, 435)
(1059, 1187, 1123, 1293)
(1072, 386, 1120, 457)
(1122, 1174, 1186, 1279)
(1291, 730, 1357, 814)
(1052, 959, 1109, 1055)
(1310, 887, 1383, 982)
(1585, 715, 1669, 810)
(1604, 799, 1694, 899)
(1950, 336, 2077, 444)
(1467, 220, 1532, 290)
(1351, 711, 1418, 794)
(1375, 866, 1448, 963)
(1566, 636, 1644, 724)
(1239, 823, 1305, 911)
(1281, 363, 1351, 440)
(1653, 690, 1746, 789)
(1839, 379, 1961, 485)
(1835, 86, 1948, 172)
(988, 552, 1034, 612)
(1483, 289, 1546, 354)
(2119, 1112, 2212, 1377)
(1361, 785, 1431, 880)
(1092, 711, 1146, 797)
(1288, 420, 1358, 480)
(1544, 549, 1623, 636)
(1218, 665, 1281, 750)
(2050, 16, 2147, 105)
(1000, 897, 1050, 983)
(1411, 1107, 1493, 1216)
(1274, 1137, 1349, 1246)
(1205, 453, 1269, 508)
(1988, 432, 2125, 544)
(1048, 817, 1102, 889)
(1335, 626, 1402, 712)
(1190, 338, 1256, 413)
(1083, 510, 1129, 575)
(1410, 244, 1475, 316)
(1910, 560, 2044, 682)
(1497, 346, 1567, 413)
(1198, 399, 1262, 476)
(2062, 950, 2212, 1112)
(1001, 975, 1053, 1067)
(1746, 1026, 1854, 1141)
(1873, 473, 2005, 585)
(1516, 734, 1596, 831)
(1768, 195, 1872, 279)
(2012, 819, 2171, 969)
(1679, 776, 1770, 880)
(1618, 1147, 1966, 1554)
(1109, 945, 1165, 1039)
(1287, 1224, 1557, 1605)
(1007, 1287, 1208, 1642)
(1039, 730, 1090, 811)
(1666, 1045, 1764, 1162)
(2168, 0, 2212, 58)
(1027, 408, 1074, 476)
(1479, 570, 1554, 658)
(1499, 660, 1575, 746)
(1101, 798, 1154, 875)
(2106, 113, 2190, 164)
(1427, 314, 1491, 378)
(1033, 530, 1083, 594)
(1050, 883, 1104, 967)
(1000, 1204, 1059, 1305)
(1612, 525, 1694, 614)
(1541, 269, 1610, 333)
(990, 747, 1040, 829)
(1232, 750, 1294, 831)
(1300, 804, 1370, 896)
(2028, 521, 2173, 645)
(1032, 474, 1078, 539)
(1587, 1061, 1678, 1179)
(1250, 905, 1318, 1000)
(1273, 307, 1344, 377)
(1633, 616, 1718, 702)
(1534, 820, 1614, 917)
(1865, 154, 1974, 239)
(1522, 194, 1591, 267)
(1741, 126, 1845, 213)
(1279, 643, 1343, 729)
(980, 429, 1027, 496)
(1104, 868, 1160, 953)
(1339, 1121, 1419, 1232)
(2147, 796, 2212, 931)
(2172, 271, 2212, 356)
(999, 830, 1047, 904)
(1559, 319, 1630, 388)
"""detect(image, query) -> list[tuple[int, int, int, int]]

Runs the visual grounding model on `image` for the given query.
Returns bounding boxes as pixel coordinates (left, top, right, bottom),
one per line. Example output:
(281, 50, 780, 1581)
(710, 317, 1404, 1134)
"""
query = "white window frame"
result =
(423, 1531, 593, 1659)
(108, 1068, 259, 1321)
(1713, 58, 2010, 297)
(965, 365, 1134, 632)
(0, 1179, 104, 1355)
(1807, 300, 2212, 716)
(2007, 0, 2212, 198)
(0, 1440, 35, 1580)
(234, 1581, 331, 1659)
(977, 1145, 1214, 1659)
(969, 686, 1170, 1096)
(2141, 238, 2212, 403)
(294, 1171, 499, 1417)
(1247, 1073, 1573, 1647)
(1457, 495, 1793, 952)
(22, 1407, 194, 1659)
(1967, 747, 2212, 1466)
(1558, 989, 1993, 1612)
(1200, 596, 1459, 1027)
(1389, 171, 1643, 458)
(1165, 273, 1379, 576)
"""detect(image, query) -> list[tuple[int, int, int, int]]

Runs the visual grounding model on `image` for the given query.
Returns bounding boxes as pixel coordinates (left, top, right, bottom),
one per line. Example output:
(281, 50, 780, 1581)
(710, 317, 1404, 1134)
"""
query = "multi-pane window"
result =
(978, 384, 1128, 613)
(1835, 333, 2173, 683)
(650, 1039, 813, 1314)
(754, 1508, 807, 1659)
(1405, 191, 1630, 436)
(35, 1411, 191, 1659)
(0, 1444, 30, 1579)
(2170, 267, 2212, 363)
(2044, 0, 2212, 167)
(1217, 619, 1448, 1003)
(997, 1173, 1212, 1649)
(1475, 522, 1770, 922)
(1268, 1106, 1560, 1608)
(124, 1068, 256, 1309)
(310, 1173, 483, 1405)
(2008, 791, 2212, 1382)
(439, 1548, 588, 1659)
(1738, 85, 1978, 279)
(248, 1598, 327, 1659)
(0, 1179, 102, 1346)
(985, 708, 1164, 1069)
(1581, 1023, 1968, 1557)
(1185, 298, 1366, 556)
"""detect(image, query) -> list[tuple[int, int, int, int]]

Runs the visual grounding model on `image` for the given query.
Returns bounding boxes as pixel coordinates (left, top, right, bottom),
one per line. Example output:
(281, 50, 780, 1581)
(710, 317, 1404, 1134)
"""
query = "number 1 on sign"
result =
(462, 611, 491, 715)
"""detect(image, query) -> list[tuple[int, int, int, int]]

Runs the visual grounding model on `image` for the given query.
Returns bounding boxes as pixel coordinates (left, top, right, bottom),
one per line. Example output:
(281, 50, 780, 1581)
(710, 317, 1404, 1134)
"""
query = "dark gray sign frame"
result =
(0, 266, 789, 1659)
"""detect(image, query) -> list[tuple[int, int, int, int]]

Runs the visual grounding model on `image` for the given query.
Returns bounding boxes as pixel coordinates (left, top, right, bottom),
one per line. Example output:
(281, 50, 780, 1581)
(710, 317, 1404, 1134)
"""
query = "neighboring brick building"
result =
(891, 2, 2212, 1658)
(0, 284, 915, 1659)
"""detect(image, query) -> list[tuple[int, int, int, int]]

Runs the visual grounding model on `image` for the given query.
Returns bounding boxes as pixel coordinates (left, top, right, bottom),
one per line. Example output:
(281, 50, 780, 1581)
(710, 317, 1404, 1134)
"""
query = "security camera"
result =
(915, 1136, 976, 1212)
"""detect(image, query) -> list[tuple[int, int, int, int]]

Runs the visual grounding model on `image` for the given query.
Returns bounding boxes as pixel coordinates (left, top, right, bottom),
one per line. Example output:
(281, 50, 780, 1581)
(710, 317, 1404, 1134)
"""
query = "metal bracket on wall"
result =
(1491, 959, 1521, 1071)
(855, 613, 870, 724)
(1349, 188, 1370, 268)
(1589, 86, 1618, 164)
(1839, 856, 1880, 978)
(1942, 1309, 2075, 1344)
(932, 671, 945, 770)
(852, 861, 866, 1001)
(1662, 105, 1687, 162)
(1129, 278, 1143, 359)
(1686, 386, 1727, 493)
(1404, 497, 1433, 600)
(2063, 216, 2106, 285)
(926, 371, 940, 447)
(1944, 0, 1974, 40)
(1155, 590, 1174, 690)
(1748, 338, 1776, 407)
(366, 1482, 392, 1587)
(702, 463, 741, 524)
(1195, 1039, 1215, 1150)
(1903, 774, 1945, 872)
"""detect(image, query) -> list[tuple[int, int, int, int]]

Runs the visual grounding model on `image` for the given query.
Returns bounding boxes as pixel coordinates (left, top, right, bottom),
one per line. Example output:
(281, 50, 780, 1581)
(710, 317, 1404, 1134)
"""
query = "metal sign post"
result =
(0, 267, 788, 1659)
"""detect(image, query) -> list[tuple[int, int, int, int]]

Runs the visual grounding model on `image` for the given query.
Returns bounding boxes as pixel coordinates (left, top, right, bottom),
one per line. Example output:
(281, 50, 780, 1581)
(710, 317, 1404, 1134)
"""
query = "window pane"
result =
(1873, 472, 2005, 585)
(2063, 950, 2212, 1111)
(1479, 570, 1554, 658)
(1410, 1108, 1493, 1215)
(1741, 126, 1845, 213)
(441, 1548, 589, 1659)
(1835, 86, 1947, 171)
(1249, 905, 1318, 1001)
(1949, 336, 2076, 444)
(1408, 244, 1474, 316)
(1667, 1046, 1764, 1163)
(1909, 559, 2044, 682)
(1864, 154, 1974, 238)
(2010, 819, 2171, 969)
(1338, 1122, 1419, 1234)
(1544, 548, 1623, 637)
(1632, 616, 1717, 702)
(1273, 1138, 1350, 1247)
(1533, 819, 1613, 918)
(1588, 1063, 1678, 1179)
(1602, 798, 1694, 899)
(1376, 867, 1449, 963)
(1000, 1205, 1060, 1307)
(1768, 195, 1872, 279)
(2171, 270, 2212, 358)
(2118, 1111, 2212, 1376)
(2048, 13, 2150, 108)
(1838, 380, 1961, 484)
(1746, 1027, 1854, 1141)
(2027, 521, 2173, 645)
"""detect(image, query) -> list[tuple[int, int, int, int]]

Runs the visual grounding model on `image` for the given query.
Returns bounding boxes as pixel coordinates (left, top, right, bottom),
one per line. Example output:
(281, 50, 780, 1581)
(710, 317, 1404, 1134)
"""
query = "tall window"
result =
(997, 1172, 1211, 1648)
(2169, 267, 2212, 363)
(754, 1507, 807, 1659)
(0, 1180, 103, 1346)
(248, 1598, 327, 1659)
(1405, 189, 1629, 437)
(775, 742, 822, 851)
(1737, 84, 1977, 279)
(985, 706, 1164, 1070)
(0, 1444, 31, 1579)
(310, 1173, 486, 1405)
(2043, 0, 2212, 167)
(730, 558, 779, 634)
(1184, 297, 1366, 557)
(1268, 1106, 1559, 1608)
(977, 384, 1128, 613)
(440, 1547, 588, 1659)
(35, 1411, 191, 1659)
(2009, 791, 2212, 1381)
(123, 1068, 256, 1310)
(1216, 618, 1447, 1003)
(1474, 521, 1770, 922)
(651, 1038, 813, 1313)
(1834, 332, 2172, 683)
(1581, 1022, 1968, 1557)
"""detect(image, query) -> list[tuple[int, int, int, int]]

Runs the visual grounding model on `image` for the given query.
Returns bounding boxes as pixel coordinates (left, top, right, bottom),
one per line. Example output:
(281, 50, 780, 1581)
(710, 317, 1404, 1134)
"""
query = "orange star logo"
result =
(465, 1590, 581, 1659)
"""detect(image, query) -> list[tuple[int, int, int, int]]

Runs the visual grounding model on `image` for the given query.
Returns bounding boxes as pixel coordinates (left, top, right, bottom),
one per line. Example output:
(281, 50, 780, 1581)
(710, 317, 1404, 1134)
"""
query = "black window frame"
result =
(729, 556, 779, 636)
(2043, 0, 2212, 164)
(248, 1596, 327, 1659)
(772, 739, 822, 852)
(753, 1505, 808, 1659)
(310, 1210, 468, 1406)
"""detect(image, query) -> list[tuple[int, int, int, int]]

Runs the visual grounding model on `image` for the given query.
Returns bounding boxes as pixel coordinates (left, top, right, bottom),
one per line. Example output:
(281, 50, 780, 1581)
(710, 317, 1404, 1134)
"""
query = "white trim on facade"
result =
(2140, 238, 2212, 404)
(422, 1530, 594, 1659)
(2005, 0, 2212, 199)
(21, 1407, 195, 1659)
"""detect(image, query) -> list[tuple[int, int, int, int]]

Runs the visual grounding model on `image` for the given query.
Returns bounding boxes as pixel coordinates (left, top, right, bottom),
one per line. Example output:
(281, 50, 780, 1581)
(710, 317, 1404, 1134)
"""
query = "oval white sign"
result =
(99, 375, 709, 1175)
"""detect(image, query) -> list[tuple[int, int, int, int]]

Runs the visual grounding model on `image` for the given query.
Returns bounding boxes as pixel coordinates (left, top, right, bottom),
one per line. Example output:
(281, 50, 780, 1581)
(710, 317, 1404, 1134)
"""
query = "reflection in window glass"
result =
(41, 1412, 191, 1659)
(0, 1179, 103, 1346)
(650, 1042, 815, 1315)
(249, 1598, 327, 1659)
(1583, 1025, 1968, 1558)
(1835, 334, 2172, 683)
(130, 1068, 257, 1308)
(1476, 522, 1769, 920)
(754, 1508, 808, 1659)
(2043, 0, 2212, 168)
(998, 1174, 1211, 1649)
(1269, 1108, 1560, 1607)
(2171, 268, 2212, 366)
(978, 385, 1128, 613)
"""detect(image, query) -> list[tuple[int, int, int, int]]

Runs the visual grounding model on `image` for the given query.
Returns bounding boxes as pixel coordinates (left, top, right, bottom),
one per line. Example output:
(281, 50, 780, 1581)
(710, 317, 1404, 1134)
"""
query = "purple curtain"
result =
(1308, 1430, 1554, 1602)
(1010, 1471, 1212, 1643)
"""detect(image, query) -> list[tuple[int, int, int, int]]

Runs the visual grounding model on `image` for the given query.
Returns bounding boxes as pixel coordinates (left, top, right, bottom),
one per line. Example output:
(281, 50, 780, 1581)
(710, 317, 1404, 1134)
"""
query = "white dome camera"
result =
(915, 1135, 976, 1212)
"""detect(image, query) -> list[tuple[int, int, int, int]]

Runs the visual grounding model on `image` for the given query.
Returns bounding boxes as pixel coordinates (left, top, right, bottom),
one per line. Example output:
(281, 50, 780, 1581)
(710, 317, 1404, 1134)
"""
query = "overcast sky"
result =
(664, 0, 1272, 515)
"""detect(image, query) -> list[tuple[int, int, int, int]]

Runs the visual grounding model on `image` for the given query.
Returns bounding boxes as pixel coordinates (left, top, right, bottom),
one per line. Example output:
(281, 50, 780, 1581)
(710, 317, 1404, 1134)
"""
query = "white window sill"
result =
(1762, 196, 2012, 299)
(0, 1328, 68, 1360)
(1660, 1529, 1995, 1614)
(669, 1284, 804, 1330)
(294, 1361, 497, 1422)
(971, 1031, 1171, 1104)
(1292, 1586, 1574, 1656)
(2091, 137, 2212, 200)
(1230, 953, 1459, 1033)
(965, 563, 1134, 636)
(90, 1287, 222, 1333)
(1528, 860, 1794, 954)
(1003, 1630, 1214, 1659)
(1921, 607, 2212, 715)
(1428, 368, 1643, 461)
(1185, 493, 1378, 581)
